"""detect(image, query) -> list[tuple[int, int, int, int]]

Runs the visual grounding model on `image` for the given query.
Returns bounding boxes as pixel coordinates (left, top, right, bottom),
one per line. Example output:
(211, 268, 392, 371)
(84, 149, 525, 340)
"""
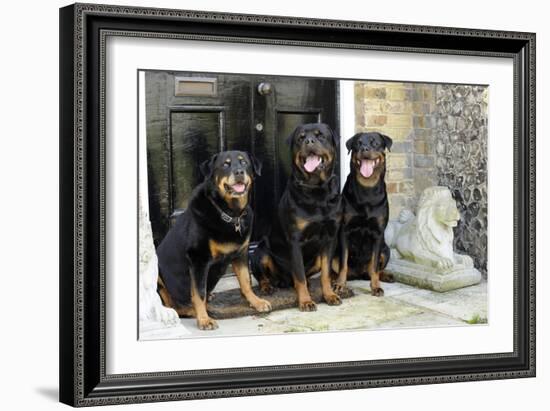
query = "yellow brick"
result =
(399, 181, 415, 194)
(366, 115, 387, 126)
(386, 182, 399, 194)
(379, 127, 413, 140)
(414, 140, 429, 154)
(388, 87, 414, 101)
(386, 153, 408, 169)
(354, 111, 366, 130)
(364, 87, 387, 99)
(354, 126, 413, 141)
(386, 170, 413, 183)
(386, 114, 413, 127)
(363, 100, 383, 112)
(354, 83, 367, 101)
(412, 101, 433, 114)
(422, 87, 434, 101)
(414, 115, 425, 128)
(382, 101, 413, 114)
(369, 81, 406, 88)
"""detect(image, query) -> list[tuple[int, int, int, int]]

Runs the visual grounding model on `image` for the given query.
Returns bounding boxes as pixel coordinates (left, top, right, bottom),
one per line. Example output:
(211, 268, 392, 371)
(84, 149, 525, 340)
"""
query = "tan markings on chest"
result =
(295, 217, 310, 231)
(208, 238, 249, 259)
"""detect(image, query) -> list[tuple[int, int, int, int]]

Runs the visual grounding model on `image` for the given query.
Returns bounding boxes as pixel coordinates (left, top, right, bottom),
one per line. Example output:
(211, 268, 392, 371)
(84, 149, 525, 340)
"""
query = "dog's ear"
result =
(324, 124, 340, 148)
(286, 126, 298, 146)
(380, 133, 393, 152)
(248, 153, 262, 176)
(199, 153, 218, 179)
(345, 134, 361, 154)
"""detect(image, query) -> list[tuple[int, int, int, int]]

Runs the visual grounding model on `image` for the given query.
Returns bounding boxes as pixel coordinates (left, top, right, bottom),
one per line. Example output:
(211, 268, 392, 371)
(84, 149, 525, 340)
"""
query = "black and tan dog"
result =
(251, 123, 342, 311)
(333, 132, 394, 296)
(156, 150, 271, 330)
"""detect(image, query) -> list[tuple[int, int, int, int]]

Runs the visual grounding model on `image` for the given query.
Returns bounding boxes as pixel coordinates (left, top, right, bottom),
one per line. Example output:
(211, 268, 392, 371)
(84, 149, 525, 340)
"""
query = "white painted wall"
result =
(339, 80, 356, 187)
(0, 0, 546, 410)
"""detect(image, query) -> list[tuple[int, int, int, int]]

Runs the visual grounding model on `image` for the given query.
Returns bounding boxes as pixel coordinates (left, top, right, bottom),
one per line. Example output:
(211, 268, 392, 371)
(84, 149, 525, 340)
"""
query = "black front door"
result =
(145, 71, 338, 244)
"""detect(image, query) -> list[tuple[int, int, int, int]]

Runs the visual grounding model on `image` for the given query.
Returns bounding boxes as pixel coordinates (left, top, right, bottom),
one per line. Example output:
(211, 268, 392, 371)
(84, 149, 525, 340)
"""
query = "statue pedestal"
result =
(386, 252, 481, 292)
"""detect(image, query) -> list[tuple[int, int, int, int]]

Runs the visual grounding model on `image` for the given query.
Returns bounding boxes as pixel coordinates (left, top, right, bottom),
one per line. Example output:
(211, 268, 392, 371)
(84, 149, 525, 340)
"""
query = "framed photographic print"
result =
(59, 2, 536, 407)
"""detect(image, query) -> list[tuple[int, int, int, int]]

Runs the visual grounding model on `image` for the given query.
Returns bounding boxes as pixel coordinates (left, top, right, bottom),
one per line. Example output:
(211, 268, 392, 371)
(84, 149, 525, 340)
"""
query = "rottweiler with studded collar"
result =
(251, 123, 342, 311)
(332, 132, 394, 297)
(156, 150, 271, 330)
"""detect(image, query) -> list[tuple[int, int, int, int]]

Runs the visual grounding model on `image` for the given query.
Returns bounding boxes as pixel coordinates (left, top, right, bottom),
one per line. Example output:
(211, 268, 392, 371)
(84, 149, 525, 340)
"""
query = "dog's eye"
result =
(223, 162, 230, 168)
(240, 160, 247, 166)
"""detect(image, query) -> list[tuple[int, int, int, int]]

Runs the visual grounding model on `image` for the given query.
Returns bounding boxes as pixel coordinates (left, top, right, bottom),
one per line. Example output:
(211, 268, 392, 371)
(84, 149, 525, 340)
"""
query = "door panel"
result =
(145, 71, 338, 245)
(169, 109, 223, 211)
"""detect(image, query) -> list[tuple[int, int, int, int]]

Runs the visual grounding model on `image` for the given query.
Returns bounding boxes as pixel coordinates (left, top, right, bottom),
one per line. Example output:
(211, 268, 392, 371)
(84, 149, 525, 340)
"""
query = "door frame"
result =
(338, 80, 356, 189)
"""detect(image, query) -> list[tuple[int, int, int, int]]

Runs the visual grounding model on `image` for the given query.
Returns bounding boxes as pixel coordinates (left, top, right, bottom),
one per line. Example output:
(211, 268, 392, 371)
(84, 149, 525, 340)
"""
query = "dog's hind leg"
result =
(258, 254, 277, 295)
(250, 244, 277, 295)
(321, 252, 342, 306)
(290, 240, 316, 311)
(189, 263, 218, 330)
(378, 243, 395, 283)
(368, 241, 385, 296)
(157, 274, 195, 317)
(332, 229, 349, 295)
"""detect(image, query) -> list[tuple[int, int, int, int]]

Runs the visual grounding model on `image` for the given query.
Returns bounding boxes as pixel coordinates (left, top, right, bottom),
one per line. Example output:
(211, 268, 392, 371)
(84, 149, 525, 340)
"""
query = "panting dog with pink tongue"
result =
(250, 123, 342, 312)
(332, 131, 394, 298)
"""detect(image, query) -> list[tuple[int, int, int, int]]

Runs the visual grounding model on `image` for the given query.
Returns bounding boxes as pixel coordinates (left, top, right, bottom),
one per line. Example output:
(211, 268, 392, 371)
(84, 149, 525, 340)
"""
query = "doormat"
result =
(208, 278, 354, 319)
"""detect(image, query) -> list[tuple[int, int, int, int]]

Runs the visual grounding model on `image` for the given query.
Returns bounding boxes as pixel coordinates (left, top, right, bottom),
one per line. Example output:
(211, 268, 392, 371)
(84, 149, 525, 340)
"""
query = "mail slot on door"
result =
(174, 76, 218, 96)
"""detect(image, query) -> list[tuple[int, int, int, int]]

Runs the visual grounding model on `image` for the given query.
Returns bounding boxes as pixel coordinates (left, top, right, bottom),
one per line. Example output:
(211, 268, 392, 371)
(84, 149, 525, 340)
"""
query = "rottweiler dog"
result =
(156, 150, 272, 330)
(251, 123, 342, 311)
(333, 132, 394, 296)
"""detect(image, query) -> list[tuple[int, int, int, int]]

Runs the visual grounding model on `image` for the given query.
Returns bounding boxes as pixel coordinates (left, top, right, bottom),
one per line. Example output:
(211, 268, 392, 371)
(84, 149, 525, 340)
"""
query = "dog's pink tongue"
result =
(360, 159, 375, 178)
(304, 155, 321, 173)
(232, 183, 246, 193)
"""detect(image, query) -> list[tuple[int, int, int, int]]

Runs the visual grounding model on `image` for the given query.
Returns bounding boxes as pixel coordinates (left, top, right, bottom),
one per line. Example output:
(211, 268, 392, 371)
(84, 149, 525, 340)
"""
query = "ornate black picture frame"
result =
(59, 3, 535, 407)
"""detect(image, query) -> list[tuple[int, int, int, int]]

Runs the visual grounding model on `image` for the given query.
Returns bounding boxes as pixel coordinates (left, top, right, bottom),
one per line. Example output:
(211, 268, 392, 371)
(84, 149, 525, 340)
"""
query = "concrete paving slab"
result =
(391, 280, 487, 323)
(347, 279, 419, 297)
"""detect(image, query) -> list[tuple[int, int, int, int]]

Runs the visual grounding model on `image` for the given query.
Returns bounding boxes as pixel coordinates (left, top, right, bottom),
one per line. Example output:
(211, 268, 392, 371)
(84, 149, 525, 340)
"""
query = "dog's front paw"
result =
(371, 287, 385, 297)
(251, 298, 272, 313)
(298, 300, 317, 312)
(324, 292, 342, 306)
(197, 317, 218, 330)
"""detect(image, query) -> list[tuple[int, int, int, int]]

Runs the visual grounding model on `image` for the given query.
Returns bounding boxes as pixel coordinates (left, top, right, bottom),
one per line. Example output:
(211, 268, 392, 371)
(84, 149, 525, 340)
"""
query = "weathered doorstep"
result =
(139, 279, 487, 340)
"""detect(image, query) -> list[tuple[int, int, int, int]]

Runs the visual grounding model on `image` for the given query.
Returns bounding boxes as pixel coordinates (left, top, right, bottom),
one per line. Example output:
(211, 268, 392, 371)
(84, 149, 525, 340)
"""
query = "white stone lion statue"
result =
(139, 199, 180, 326)
(385, 186, 471, 270)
